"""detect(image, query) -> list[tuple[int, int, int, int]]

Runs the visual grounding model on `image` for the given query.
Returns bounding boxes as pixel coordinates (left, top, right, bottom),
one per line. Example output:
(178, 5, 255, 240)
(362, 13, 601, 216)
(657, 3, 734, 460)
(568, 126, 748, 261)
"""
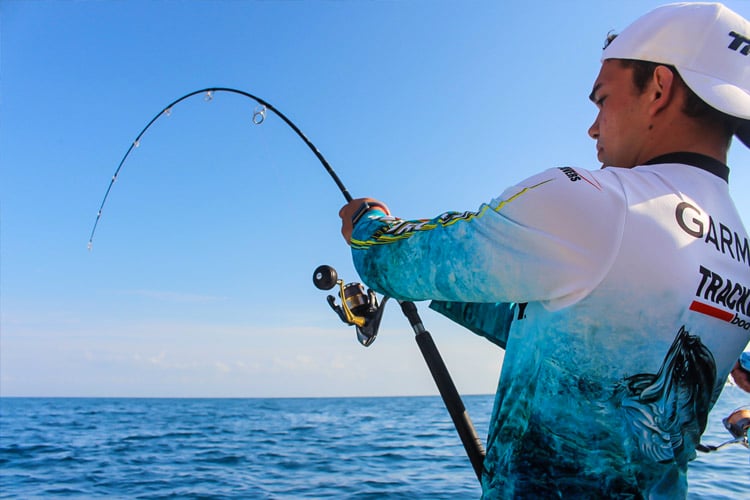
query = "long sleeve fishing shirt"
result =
(348, 152, 750, 499)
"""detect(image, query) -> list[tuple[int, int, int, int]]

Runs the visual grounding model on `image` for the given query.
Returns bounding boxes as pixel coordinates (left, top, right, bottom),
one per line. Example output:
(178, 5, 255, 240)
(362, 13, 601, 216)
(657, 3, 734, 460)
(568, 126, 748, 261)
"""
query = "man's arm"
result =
(429, 301, 517, 349)
(339, 168, 627, 305)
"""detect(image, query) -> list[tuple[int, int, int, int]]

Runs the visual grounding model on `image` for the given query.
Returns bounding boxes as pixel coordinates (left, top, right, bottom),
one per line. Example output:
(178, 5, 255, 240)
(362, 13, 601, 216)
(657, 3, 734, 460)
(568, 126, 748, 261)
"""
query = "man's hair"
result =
(618, 59, 740, 139)
(604, 33, 740, 139)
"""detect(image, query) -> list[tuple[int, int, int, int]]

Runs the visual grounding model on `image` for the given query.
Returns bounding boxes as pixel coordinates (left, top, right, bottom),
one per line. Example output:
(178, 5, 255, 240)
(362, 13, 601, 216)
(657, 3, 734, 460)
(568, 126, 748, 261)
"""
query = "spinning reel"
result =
(697, 405, 749, 455)
(312, 265, 389, 347)
(724, 406, 750, 449)
(705, 406, 750, 450)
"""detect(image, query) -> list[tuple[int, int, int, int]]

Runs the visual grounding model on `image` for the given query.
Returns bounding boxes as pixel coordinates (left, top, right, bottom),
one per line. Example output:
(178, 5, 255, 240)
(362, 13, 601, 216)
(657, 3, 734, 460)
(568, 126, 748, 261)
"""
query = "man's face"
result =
(588, 60, 652, 168)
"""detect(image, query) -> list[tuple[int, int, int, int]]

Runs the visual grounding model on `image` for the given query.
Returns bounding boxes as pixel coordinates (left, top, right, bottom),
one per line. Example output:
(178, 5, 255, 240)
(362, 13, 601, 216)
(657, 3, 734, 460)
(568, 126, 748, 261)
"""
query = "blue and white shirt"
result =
(349, 153, 750, 498)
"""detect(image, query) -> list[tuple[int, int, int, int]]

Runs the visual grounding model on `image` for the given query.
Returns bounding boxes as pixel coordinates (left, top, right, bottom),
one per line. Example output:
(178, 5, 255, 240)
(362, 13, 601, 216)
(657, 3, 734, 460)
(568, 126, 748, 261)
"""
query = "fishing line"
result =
(88, 87, 353, 249)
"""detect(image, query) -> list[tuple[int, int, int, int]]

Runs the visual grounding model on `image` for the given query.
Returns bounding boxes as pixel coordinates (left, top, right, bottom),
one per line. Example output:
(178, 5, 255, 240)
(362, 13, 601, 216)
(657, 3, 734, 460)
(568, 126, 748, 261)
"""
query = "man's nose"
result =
(588, 115, 599, 140)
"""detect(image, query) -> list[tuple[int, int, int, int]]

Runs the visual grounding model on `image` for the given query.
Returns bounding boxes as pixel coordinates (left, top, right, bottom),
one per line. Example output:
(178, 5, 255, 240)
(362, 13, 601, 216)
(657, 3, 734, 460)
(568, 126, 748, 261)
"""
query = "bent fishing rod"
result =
(88, 87, 351, 250)
(89, 87, 486, 482)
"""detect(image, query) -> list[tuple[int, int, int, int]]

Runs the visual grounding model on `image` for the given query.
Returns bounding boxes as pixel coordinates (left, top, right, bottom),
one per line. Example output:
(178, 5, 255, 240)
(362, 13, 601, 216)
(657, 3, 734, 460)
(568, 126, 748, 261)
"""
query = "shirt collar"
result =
(643, 152, 729, 183)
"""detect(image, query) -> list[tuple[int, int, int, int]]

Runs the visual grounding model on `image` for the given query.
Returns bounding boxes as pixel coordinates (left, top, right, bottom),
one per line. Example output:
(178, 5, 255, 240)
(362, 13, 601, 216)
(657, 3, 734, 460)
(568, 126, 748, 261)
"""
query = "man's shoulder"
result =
(509, 166, 622, 200)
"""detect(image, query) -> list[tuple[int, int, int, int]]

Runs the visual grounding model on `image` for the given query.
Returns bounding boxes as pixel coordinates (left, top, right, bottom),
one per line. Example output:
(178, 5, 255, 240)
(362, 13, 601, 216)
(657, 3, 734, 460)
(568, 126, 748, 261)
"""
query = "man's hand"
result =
(339, 198, 389, 244)
(730, 360, 750, 393)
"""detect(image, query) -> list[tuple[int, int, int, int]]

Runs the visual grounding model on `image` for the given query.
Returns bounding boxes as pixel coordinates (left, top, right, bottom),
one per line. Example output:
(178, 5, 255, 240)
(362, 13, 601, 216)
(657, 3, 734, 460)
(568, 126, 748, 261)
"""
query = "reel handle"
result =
(313, 265, 338, 290)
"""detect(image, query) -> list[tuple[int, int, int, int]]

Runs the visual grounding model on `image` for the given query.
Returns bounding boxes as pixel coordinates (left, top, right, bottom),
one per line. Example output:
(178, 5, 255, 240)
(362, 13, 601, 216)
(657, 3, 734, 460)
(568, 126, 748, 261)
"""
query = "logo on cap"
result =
(728, 31, 750, 55)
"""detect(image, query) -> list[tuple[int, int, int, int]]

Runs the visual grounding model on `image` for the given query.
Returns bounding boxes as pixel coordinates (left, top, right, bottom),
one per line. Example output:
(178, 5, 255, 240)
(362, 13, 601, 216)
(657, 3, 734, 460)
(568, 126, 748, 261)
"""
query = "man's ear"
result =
(648, 65, 676, 116)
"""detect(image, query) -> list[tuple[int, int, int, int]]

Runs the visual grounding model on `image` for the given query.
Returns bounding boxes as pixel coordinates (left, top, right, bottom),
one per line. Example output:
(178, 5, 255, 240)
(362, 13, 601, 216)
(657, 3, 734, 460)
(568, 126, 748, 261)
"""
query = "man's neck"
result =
(637, 120, 729, 166)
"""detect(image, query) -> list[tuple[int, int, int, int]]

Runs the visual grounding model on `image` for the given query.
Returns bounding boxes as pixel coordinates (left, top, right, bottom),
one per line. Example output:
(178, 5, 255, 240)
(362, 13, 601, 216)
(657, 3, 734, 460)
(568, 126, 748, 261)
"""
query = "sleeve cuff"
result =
(351, 201, 389, 226)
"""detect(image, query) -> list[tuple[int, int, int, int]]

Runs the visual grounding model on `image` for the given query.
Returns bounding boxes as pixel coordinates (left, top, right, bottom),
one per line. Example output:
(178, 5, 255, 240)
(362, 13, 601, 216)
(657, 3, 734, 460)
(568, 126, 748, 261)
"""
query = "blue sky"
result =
(2, 0, 749, 397)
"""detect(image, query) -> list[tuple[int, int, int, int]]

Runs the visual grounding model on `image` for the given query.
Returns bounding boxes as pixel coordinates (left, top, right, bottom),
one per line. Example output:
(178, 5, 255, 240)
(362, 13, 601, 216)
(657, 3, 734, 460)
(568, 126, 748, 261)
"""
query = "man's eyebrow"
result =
(589, 83, 602, 103)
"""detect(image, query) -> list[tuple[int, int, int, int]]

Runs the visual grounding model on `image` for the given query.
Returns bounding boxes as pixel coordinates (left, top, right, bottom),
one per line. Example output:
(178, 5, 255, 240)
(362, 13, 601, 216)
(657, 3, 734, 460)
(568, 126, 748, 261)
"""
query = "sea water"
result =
(1, 388, 747, 499)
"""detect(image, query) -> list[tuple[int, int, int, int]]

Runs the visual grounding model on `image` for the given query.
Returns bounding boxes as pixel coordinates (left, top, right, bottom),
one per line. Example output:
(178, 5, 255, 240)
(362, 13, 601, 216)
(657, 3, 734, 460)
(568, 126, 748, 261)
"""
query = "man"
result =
(339, 3, 750, 499)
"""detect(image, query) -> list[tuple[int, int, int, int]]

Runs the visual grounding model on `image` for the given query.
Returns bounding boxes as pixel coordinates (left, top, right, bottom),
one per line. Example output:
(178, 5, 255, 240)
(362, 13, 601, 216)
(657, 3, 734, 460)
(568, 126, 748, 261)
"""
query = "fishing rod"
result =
(91, 87, 748, 481)
(90, 87, 486, 482)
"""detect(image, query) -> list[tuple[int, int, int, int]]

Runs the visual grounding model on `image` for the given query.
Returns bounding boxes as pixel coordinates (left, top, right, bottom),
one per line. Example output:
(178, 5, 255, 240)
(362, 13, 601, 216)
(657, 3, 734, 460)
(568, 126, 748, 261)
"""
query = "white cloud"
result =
(1, 305, 504, 397)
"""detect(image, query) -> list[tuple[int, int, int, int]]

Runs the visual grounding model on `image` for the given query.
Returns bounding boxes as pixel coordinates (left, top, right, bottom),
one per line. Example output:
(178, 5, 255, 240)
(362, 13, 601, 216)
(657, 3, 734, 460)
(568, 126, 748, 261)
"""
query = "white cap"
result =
(602, 3, 750, 147)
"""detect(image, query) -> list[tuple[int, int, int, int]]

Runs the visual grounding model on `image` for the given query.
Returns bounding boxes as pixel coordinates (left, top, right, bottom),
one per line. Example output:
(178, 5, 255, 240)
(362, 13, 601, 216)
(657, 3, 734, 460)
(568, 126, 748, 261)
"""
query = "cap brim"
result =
(678, 67, 750, 120)
(677, 68, 750, 149)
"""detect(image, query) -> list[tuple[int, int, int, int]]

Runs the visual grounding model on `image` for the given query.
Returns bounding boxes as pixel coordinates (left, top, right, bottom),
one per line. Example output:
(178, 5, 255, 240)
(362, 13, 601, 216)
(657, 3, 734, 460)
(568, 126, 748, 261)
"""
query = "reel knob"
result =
(313, 265, 338, 290)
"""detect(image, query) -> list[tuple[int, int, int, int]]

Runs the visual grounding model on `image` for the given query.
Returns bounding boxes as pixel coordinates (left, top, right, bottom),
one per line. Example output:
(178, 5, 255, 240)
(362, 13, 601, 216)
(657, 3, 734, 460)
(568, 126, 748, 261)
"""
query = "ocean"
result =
(1, 387, 747, 499)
